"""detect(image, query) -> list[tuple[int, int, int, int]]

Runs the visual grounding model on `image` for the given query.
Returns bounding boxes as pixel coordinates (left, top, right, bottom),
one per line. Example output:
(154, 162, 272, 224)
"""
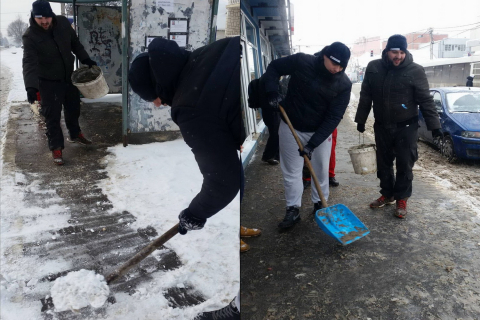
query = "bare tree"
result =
(7, 16, 28, 45)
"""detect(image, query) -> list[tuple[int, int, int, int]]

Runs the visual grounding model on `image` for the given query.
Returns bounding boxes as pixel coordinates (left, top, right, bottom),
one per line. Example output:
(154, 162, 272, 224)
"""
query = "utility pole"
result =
(429, 27, 434, 60)
(61, 3, 65, 16)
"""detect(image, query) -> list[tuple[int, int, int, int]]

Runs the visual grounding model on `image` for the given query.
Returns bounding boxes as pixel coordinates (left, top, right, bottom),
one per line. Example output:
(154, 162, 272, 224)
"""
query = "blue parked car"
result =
(418, 87, 480, 162)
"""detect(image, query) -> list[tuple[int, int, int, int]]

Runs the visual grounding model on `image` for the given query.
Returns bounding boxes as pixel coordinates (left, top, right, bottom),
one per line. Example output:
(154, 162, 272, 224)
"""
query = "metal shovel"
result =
(278, 105, 369, 245)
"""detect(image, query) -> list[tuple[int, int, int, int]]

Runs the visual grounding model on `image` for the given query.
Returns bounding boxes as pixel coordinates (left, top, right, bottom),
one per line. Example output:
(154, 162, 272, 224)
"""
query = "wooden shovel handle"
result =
(105, 223, 179, 285)
(279, 105, 328, 208)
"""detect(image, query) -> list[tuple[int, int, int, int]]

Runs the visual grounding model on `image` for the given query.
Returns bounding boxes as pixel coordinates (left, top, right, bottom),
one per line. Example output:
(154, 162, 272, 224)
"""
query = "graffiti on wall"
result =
(128, 0, 212, 133)
(78, 6, 122, 93)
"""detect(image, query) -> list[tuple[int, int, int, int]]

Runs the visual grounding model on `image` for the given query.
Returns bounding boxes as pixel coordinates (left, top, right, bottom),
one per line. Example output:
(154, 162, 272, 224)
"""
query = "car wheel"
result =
(442, 135, 457, 163)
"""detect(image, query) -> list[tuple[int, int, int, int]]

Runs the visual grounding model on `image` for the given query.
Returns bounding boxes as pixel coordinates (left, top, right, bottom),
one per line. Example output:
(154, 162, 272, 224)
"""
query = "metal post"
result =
(121, 0, 130, 146)
(209, 0, 219, 44)
(73, 0, 78, 68)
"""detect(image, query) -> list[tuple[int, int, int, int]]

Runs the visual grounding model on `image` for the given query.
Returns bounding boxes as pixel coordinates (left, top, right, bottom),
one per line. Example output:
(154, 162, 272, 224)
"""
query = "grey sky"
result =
(292, 0, 480, 54)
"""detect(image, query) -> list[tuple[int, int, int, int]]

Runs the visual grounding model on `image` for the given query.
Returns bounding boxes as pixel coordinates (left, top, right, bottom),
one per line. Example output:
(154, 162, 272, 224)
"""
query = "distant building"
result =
(416, 38, 469, 59)
(352, 36, 381, 57)
(467, 25, 480, 55)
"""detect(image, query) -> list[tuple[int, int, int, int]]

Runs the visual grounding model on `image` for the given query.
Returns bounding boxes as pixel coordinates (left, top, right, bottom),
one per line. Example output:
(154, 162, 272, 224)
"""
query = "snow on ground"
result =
(96, 140, 240, 319)
(0, 46, 239, 319)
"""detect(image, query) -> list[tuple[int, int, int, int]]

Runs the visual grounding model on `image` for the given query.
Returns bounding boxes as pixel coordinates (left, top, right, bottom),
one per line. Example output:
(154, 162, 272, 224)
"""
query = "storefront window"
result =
(246, 20, 256, 45)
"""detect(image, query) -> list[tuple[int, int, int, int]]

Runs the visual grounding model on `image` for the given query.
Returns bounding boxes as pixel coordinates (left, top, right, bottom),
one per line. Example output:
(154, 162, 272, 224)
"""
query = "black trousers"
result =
(175, 108, 241, 220)
(39, 79, 81, 151)
(261, 107, 280, 161)
(374, 122, 419, 200)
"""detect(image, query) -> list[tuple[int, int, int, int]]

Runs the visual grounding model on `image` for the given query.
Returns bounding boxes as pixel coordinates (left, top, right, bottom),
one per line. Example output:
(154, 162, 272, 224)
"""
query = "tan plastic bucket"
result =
(71, 66, 109, 99)
(347, 144, 377, 175)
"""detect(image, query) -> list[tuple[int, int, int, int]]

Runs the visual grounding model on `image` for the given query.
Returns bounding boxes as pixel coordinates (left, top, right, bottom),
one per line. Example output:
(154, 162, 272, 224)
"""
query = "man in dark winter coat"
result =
(129, 37, 242, 319)
(466, 76, 474, 87)
(262, 42, 352, 229)
(355, 34, 442, 219)
(22, 0, 97, 165)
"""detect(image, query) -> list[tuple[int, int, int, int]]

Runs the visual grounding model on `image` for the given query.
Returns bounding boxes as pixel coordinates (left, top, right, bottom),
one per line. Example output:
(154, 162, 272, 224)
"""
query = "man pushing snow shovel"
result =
(129, 36, 242, 320)
(261, 42, 352, 230)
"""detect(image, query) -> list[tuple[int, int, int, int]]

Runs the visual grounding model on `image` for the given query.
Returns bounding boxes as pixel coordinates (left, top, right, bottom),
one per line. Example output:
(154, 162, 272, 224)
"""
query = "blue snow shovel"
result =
(279, 105, 369, 245)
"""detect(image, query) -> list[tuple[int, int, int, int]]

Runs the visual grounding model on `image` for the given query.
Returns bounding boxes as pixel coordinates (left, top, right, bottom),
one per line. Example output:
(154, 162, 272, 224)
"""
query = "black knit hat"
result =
(32, 0, 54, 18)
(323, 42, 350, 68)
(386, 34, 407, 51)
(128, 53, 157, 102)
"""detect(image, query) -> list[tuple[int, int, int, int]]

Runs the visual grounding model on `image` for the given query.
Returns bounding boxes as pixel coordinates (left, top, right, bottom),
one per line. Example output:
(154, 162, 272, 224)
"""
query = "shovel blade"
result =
(314, 204, 369, 245)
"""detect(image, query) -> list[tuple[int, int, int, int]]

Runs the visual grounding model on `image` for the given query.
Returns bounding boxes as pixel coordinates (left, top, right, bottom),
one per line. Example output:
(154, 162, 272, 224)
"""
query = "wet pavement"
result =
(1, 102, 204, 319)
(240, 103, 480, 319)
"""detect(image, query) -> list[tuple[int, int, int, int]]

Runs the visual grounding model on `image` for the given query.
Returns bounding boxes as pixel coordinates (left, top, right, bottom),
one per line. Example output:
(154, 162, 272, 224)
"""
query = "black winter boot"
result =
(194, 299, 240, 320)
(311, 202, 325, 215)
(278, 206, 300, 229)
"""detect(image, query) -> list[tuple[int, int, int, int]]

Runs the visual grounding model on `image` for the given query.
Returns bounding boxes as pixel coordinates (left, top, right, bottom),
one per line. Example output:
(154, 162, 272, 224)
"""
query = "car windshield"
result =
(445, 92, 480, 113)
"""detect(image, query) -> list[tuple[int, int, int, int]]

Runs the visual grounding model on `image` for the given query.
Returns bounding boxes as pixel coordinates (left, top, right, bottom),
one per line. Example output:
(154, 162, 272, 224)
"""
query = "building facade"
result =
(237, 0, 293, 166)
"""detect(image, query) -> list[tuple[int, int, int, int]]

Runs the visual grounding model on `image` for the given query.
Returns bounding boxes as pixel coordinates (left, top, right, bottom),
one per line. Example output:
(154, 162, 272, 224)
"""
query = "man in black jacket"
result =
(355, 34, 442, 219)
(129, 37, 242, 319)
(22, 0, 97, 165)
(262, 42, 352, 229)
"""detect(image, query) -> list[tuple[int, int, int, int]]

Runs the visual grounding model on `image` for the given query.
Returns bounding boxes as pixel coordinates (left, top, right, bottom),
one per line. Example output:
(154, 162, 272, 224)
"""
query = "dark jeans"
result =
(176, 108, 241, 220)
(261, 108, 280, 161)
(39, 79, 81, 150)
(374, 122, 419, 200)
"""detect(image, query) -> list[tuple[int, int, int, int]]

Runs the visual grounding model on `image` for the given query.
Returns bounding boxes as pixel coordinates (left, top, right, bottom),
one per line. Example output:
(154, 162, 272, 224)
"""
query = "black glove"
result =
(178, 209, 207, 235)
(266, 91, 281, 108)
(357, 123, 365, 133)
(432, 128, 443, 139)
(26, 87, 38, 104)
(299, 144, 315, 160)
(81, 58, 97, 68)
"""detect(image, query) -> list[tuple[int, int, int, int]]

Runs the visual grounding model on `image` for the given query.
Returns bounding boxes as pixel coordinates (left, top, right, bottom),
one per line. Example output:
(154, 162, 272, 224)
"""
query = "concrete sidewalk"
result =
(240, 112, 480, 319)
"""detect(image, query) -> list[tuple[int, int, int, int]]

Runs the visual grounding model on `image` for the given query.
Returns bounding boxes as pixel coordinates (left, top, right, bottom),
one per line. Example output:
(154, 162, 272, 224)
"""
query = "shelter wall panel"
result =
(78, 6, 123, 93)
(128, 0, 213, 133)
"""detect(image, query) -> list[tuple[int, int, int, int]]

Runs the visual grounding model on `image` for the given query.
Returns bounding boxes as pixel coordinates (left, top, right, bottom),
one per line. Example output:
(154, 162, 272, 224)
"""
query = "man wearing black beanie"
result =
(262, 41, 352, 230)
(22, 0, 98, 165)
(355, 34, 442, 219)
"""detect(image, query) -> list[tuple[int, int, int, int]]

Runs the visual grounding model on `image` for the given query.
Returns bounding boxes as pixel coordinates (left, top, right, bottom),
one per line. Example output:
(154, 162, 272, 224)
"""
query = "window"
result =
(433, 91, 443, 113)
(459, 45, 466, 51)
(245, 19, 256, 45)
(444, 44, 451, 51)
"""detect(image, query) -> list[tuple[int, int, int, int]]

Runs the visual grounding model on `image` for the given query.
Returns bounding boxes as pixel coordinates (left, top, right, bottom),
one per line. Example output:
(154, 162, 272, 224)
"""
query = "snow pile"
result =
(51, 269, 110, 312)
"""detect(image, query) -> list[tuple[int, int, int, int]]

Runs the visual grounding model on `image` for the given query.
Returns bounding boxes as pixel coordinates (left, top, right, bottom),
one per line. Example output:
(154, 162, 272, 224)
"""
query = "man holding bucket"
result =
(262, 42, 352, 229)
(22, 0, 97, 165)
(355, 34, 442, 219)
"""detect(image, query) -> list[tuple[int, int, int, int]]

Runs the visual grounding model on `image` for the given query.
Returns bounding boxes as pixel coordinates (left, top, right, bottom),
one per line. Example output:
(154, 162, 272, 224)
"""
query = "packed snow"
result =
(51, 269, 110, 312)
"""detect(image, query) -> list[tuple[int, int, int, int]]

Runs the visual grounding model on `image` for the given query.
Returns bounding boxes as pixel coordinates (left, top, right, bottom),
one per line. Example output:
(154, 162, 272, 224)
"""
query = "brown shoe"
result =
(52, 149, 64, 165)
(240, 226, 261, 237)
(394, 199, 408, 219)
(240, 239, 250, 253)
(370, 195, 395, 208)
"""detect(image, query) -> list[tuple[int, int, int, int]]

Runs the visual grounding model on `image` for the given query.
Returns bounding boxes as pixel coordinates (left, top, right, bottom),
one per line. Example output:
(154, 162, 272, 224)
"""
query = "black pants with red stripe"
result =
(39, 79, 82, 151)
